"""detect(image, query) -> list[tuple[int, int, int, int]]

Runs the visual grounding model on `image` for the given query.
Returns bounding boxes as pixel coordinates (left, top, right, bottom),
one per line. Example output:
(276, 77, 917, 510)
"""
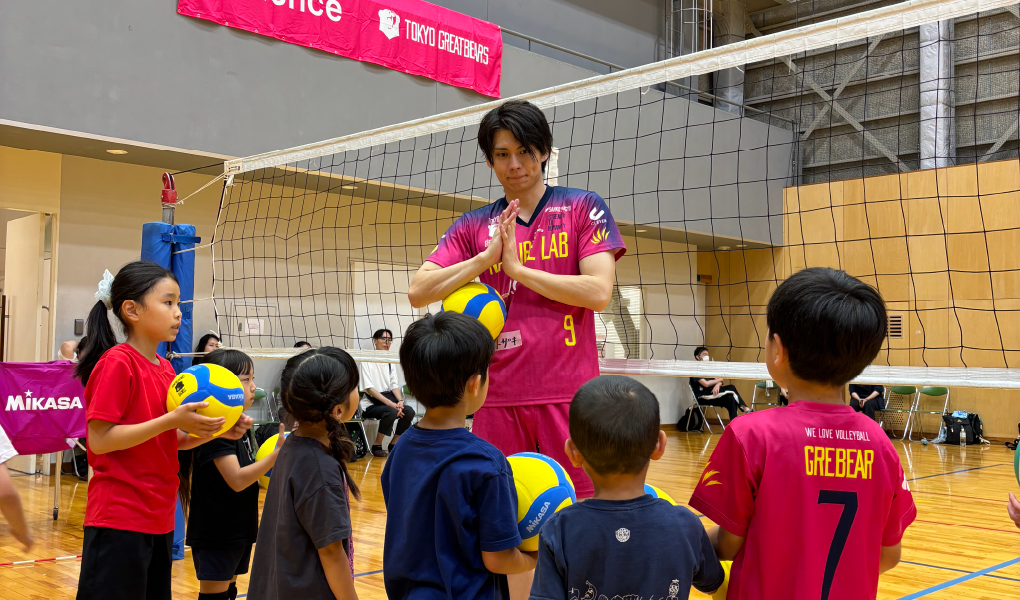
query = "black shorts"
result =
(76, 526, 173, 600)
(192, 544, 253, 581)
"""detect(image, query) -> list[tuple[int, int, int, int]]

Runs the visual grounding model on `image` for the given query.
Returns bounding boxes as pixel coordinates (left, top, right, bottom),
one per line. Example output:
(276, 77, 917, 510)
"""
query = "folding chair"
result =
(904, 386, 950, 442)
(687, 380, 727, 433)
(875, 386, 916, 439)
(751, 381, 779, 410)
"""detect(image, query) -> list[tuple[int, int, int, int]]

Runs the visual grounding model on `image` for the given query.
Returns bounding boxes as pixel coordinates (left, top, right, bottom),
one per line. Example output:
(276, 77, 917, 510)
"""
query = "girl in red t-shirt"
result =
(74, 261, 252, 600)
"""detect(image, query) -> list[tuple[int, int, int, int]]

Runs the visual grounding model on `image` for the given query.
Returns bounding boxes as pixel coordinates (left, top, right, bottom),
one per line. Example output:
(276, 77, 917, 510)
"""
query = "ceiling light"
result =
(717, 245, 731, 250)
(636, 229, 648, 233)
(106, 149, 128, 155)
(341, 184, 358, 190)
(736, 244, 748, 248)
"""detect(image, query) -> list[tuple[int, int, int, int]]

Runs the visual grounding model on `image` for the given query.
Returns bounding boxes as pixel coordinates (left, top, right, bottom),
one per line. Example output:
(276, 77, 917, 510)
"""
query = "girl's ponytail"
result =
(74, 300, 118, 386)
(74, 261, 177, 386)
(279, 347, 361, 501)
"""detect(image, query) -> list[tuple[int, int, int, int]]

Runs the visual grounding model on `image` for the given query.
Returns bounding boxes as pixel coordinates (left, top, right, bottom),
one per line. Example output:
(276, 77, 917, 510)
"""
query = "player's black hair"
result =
(569, 376, 661, 475)
(372, 329, 393, 340)
(293, 341, 312, 348)
(280, 346, 361, 500)
(693, 346, 709, 359)
(202, 348, 254, 379)
(400, 312, 493, 409)
(477, 100, 554, 173)
(76, 336, 89, 361)
(767, 267, 886, 387)
(192, 333, 221, 365)
(75, 261, 177, 386)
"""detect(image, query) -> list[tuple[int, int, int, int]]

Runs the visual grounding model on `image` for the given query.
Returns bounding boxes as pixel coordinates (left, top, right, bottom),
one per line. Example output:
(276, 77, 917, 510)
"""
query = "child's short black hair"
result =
(477, 100, 554, 173)
(693, 346, 708, 358)
(767, 267, 886, 387)
(400, 312, 494, 409)
(569, 376, 660, 475)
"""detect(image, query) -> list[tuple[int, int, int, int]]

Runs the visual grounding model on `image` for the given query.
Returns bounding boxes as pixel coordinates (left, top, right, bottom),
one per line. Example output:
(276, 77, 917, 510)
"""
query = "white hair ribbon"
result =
(95, 269, 114, 309)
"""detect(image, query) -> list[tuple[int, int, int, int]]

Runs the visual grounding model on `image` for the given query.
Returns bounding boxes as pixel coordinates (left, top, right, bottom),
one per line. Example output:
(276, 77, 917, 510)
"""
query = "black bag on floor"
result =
(679, 406, 705, 431)
(1006, 423, 1020, 450)
(942, 414, 976, 445)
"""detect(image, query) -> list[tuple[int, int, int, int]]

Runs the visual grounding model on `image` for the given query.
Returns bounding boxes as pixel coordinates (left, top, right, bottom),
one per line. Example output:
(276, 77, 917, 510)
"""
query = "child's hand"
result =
(219, 414, 255, 441)
(1008, 493, 1020, 528)
(275, 423, 287, 450)
(171, 402, 224, 437)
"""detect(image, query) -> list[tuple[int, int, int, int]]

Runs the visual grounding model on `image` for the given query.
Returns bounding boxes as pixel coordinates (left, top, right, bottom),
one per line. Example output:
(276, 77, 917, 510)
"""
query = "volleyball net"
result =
(208, 0, 1020, 409)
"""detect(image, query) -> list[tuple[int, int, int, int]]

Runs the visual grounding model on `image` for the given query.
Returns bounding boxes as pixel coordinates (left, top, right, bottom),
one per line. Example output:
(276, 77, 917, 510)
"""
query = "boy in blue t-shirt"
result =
(382, 312, 537, 599)
(530, 376, 725, 600)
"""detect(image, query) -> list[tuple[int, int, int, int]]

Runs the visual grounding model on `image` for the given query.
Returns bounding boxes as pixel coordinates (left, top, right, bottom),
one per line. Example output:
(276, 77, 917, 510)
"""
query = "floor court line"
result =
(897, 556, 1020, 599)
(907, 463, 1006, 482)
(901, 560, 1020, 582)
(913, 519, 1020, 536)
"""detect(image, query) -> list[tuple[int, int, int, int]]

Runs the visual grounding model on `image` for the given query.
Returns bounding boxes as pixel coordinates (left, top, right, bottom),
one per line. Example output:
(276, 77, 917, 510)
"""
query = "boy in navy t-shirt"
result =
(382, 312, 537, 599)
(530, 376, 724, 600)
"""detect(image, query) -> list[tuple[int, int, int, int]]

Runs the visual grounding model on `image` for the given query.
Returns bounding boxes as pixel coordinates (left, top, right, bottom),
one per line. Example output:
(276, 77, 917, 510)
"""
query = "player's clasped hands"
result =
(481, 198, 521, 267)
(498, 199, 524, 277)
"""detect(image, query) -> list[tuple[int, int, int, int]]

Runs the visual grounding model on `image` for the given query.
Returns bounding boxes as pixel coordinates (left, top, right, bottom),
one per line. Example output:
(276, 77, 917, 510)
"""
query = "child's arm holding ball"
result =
(707, 525, 746, 561)
(89, 401, 224, 455)
(481, 548, 538, 575)
(214, 424, 286, 492)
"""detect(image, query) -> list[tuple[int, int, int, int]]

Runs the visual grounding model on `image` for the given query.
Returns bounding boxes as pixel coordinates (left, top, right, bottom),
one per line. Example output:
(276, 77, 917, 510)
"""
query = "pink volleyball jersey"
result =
(427, 186, 626, 407)
(689, 401, 916, 600)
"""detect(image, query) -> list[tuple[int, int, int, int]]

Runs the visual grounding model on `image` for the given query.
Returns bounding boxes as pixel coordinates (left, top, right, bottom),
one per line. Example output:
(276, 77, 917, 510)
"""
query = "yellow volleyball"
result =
(507, 453, 576, 551)
(166, 363, 245, 437)
(441, 282, 507, 339)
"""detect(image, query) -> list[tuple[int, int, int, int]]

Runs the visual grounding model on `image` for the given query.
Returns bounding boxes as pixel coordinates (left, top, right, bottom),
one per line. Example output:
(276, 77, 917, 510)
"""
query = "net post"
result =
(161, 172, 177, 225)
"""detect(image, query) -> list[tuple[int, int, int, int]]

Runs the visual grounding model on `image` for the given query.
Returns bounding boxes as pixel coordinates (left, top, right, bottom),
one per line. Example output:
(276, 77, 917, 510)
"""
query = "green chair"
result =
(751, 381, 778, 410)
(875, 386, 916, 439)
(904, 386, 950, 442)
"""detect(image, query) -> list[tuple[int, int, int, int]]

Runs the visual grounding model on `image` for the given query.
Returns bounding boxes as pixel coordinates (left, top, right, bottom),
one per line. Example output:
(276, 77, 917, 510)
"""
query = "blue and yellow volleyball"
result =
(441, 282, 507, 339)
(644, 484, 677, 505)
(256, 433, 288, 488)
(507, 452, 576, 551)
(166, 363, 245, 437)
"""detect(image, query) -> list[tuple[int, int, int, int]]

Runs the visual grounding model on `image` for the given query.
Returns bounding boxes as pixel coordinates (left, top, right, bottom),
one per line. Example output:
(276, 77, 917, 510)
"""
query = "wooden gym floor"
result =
(1, 431, 1018, 600)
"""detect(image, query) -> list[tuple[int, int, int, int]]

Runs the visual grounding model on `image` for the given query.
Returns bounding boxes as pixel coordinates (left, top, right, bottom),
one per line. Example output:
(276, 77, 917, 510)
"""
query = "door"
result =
(4, 213, 46, 362)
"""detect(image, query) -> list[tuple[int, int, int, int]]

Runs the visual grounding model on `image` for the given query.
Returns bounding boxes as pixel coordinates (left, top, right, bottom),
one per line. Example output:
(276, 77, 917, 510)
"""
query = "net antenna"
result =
(211, 0, 1020, 410)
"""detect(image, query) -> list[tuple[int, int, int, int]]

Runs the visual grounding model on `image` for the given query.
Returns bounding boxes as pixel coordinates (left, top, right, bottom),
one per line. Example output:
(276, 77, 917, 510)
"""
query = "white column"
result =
(919, 20, 955, 170)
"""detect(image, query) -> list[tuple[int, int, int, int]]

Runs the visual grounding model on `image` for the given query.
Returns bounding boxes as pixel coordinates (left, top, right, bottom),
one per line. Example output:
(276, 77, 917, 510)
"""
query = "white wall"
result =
(54, 155, 222, 352)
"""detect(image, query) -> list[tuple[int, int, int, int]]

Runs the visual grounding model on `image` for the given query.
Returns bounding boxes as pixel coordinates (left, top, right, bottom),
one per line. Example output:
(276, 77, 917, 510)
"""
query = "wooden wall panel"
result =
(703, 159, 1020, 438)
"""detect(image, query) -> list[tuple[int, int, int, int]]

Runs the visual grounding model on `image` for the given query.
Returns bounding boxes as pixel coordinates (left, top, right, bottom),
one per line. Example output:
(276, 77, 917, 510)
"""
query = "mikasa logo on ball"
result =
(525, 501, 551, 534)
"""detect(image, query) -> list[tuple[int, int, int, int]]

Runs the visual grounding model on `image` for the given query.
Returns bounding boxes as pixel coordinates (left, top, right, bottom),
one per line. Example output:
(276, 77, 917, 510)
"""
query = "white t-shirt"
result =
(359, 361, 398, 394)
(0, 425, 17, 465)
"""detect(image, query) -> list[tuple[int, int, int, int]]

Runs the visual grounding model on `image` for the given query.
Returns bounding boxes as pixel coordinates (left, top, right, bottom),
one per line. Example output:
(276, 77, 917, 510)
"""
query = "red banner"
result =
(178, 0, 502, 98)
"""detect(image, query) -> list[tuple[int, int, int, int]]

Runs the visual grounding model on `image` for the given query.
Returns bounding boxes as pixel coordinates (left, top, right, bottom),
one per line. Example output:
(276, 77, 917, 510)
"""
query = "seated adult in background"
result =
(293, 341, 311, 349)
(849, 383, 885, 421)
(57, 336, 88, 362)
(192, 333, 220, 365)
(689, 347, 751, 421)
(359, 329, 415, 458)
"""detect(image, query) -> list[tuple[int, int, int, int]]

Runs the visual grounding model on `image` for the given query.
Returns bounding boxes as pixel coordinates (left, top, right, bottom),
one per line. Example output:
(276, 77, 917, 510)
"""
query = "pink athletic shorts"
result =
(471, 403, 594, 498)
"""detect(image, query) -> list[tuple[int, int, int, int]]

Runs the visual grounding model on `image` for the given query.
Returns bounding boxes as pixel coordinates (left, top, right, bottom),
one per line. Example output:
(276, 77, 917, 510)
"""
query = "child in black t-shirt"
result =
(530, 376, 724, 600)
(180, 349, 284, 600)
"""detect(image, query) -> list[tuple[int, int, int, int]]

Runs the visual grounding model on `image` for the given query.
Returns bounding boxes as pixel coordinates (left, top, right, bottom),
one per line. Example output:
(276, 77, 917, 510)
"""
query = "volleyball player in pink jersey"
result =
(409, 100, 626, 499)
(689, 268, 916, 600)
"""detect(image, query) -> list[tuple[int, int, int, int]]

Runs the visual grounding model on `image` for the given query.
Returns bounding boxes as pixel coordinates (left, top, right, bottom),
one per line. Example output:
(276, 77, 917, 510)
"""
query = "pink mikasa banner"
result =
(0, 362, 86, 455)
(178, 0, 503, 97)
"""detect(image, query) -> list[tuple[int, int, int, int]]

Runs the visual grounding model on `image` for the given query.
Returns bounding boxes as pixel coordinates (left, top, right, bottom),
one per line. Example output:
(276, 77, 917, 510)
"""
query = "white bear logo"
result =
(379, 9, 400, 40)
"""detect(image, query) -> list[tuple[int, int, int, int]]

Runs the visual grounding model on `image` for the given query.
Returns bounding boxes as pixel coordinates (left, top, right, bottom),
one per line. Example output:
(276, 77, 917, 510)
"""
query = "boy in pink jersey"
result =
(409, 100, 625, 499)
(689, 268, 916, 600)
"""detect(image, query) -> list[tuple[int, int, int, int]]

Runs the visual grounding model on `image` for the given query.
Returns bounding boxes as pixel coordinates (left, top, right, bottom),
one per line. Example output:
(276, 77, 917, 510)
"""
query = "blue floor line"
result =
(908, 463, 1006, 482)
(902, 560, 1020, 582)
(897, 556, 1020, 599)
(236, 568, 384, 597)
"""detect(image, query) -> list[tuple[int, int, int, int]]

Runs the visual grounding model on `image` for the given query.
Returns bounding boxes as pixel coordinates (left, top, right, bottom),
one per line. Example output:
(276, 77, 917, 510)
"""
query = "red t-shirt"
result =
(85, 343, 178, 534)
(689, 401, 916, 600)
(428, 186, 626, 407)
